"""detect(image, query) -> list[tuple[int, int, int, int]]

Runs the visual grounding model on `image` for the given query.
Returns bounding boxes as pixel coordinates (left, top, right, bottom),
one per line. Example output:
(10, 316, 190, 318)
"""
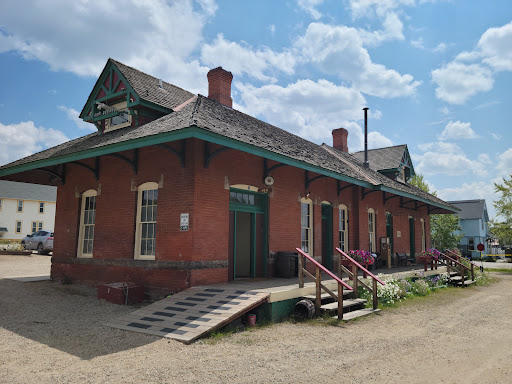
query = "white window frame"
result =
(301, 197, 313, 254)
(421, 218, 426, 252)
(104, 101, 132, 132)
(17, 200, 23, 213)
(77, 189, 97, 258)
(339, 204, 349, 252)
(39, 202, 45, 214)
(134, 182, 159, 260)
(15, 220, 22, 234)
(368, 208, 376, 252)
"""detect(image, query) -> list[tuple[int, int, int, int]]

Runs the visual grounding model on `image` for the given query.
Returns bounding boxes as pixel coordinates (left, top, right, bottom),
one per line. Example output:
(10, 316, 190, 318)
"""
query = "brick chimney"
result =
(207, 67, 233, 107)
(332, 128, 349, 152)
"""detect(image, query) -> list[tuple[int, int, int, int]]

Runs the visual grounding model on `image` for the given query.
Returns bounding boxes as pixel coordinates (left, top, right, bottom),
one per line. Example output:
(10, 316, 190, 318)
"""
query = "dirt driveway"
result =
(1, 255, 512, 384)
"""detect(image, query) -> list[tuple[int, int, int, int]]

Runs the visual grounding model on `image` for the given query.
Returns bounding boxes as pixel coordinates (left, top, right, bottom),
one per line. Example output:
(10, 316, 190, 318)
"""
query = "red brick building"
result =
(0, 59, 457, 297)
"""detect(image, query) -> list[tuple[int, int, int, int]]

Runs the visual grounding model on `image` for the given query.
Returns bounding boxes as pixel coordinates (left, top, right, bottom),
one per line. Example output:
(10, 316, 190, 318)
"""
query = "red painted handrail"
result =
(445, 249, 479, 268)
(336, 248, 386, 286)
(295, 248, 353, 290)
(439, 251, 471, 271)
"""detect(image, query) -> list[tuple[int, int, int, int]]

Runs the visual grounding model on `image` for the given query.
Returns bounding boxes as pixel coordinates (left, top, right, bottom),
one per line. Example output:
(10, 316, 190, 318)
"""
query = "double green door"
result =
(228, 189, 268, 280)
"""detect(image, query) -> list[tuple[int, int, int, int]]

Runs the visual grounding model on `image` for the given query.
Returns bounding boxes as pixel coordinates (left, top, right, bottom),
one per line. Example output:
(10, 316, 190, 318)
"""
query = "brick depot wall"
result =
(51, 138, 431, 297)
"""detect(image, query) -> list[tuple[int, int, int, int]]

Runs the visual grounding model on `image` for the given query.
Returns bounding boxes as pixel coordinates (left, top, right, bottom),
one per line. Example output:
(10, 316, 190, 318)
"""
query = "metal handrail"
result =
(295, 248, 352, 290)
(336, 248, 386, 286)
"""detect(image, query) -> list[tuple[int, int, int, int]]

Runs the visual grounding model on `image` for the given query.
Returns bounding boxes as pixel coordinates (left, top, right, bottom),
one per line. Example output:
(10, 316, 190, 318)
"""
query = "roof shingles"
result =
(0, 60, 456, 212)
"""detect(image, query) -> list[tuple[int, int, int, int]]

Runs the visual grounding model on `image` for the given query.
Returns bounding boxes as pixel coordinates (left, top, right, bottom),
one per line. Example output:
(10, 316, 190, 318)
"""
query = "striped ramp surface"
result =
(105, 286, 269, 343)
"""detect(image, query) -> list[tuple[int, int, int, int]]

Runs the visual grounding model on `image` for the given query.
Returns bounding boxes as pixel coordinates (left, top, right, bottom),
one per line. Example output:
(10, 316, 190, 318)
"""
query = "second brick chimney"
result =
(332, 128, 349, 152)
(207, 67, 233, 107)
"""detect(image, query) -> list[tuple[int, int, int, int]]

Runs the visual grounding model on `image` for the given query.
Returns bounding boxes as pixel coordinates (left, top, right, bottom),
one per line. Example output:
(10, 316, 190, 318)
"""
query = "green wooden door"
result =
(229, 189, 268, 280)
(386, 213, 393, 255)
(321, 204, 333, 271)
(409, 217, 415, 259)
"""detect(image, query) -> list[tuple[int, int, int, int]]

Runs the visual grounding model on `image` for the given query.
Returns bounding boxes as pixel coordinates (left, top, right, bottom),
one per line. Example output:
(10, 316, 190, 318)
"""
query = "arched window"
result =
(134, 182, 159, 260)
(301, 197, 313, 254)
(368, 208, 376, 252)
(339, 204, 349, 252)
(78, 189, 97, 258)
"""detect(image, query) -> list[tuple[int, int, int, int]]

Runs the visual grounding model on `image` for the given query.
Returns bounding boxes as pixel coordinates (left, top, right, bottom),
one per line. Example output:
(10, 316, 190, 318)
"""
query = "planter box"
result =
(0, 250, 33, 256)
(98, 282, 145, 305)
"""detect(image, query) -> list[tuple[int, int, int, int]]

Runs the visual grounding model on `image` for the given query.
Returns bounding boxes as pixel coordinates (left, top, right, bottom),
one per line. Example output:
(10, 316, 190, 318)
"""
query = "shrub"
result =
(410, 279, 430, 296)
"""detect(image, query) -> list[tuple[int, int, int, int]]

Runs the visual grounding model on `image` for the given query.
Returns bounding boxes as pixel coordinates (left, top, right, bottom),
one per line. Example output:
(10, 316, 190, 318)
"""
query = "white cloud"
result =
(0, 0, 216, 93)
(297, 0, 324, 19)
(436, 181, 499, 219)
(413, 141, 487, 177)
(478, 153, 492, 165)
(431, 20, 512, 105)
(438, 120, 478, 141)
(439, 106, 451, 115)
(0, 121, 69, 166)
(269, 24, 276, 35)
(433, 42, 447, 53)
(497, 148, 512, 175)
(491, 133, 501, 141)
(201, 34, 296, 83)
(368, 131, 393, 149)
(431, 62, 494, 104)
(357, 12, 405, 46)
(237, 79, 361, 146)
(477, 21, 512, 72)
(57, 105, 96, 131)
(347, 0, 415, 19)
(295, 23, 420, 98)
(411, 37, 425, 49)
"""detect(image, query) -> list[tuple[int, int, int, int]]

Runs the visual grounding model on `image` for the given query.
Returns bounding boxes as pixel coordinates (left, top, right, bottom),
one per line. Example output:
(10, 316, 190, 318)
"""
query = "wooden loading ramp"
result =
(105, 286, 269, 344)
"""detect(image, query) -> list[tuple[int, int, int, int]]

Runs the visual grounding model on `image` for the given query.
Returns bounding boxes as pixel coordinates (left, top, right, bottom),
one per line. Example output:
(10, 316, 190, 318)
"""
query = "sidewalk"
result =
(479, 261, 512, 270)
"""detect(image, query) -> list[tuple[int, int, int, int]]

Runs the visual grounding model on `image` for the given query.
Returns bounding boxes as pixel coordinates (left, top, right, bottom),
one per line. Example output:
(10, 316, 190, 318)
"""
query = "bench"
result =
(396, 253, 416, 267)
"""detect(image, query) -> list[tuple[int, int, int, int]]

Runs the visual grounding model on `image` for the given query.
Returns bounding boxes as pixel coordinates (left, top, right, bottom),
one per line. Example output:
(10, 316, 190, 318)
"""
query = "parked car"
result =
(21, 230, 54, 254)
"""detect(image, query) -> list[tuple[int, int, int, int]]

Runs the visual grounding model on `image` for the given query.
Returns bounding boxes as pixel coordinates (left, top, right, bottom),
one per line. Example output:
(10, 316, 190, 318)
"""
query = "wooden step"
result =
(455, 280, 475, 286)
(339, 308, 381, 321)
(448, 272, 459, 277)
(302, 291, 352, 302)
(320, 298, 366, 311)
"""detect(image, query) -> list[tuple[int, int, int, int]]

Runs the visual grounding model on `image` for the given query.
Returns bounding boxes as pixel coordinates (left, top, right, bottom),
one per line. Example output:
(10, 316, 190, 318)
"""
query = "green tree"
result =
(409, 174, 463, 250)
(489, 174, 512, 246)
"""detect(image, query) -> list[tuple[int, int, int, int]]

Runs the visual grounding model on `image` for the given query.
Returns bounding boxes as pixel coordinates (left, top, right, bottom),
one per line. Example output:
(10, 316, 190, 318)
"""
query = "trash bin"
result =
(276, 251, 298, 278)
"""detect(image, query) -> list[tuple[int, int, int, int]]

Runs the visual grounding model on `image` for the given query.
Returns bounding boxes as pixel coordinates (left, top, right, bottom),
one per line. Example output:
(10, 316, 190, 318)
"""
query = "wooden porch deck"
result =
(106, 264, 446, 343)
(221, 263, 448, 303)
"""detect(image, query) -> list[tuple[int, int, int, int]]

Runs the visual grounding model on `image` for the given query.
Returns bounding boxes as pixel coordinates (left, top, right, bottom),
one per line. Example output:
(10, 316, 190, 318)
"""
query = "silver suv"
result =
(21, 230, 54, 254)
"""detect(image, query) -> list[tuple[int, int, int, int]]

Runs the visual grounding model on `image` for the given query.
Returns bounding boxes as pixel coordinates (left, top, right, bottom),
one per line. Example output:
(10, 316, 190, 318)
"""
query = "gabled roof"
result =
(0, 180, 56, 202)
(110, 59, 194, 110)
(0, 94, 456, 213)
(79, 59, 195, 121)
(352, 144, 414, 175)
(446, 199, 489, 221)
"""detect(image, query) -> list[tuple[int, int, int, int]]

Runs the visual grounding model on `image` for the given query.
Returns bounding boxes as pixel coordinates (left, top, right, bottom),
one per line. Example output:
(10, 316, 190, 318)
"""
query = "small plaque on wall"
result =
(397, 231, 401, 238)
(180, 213, 189, 231)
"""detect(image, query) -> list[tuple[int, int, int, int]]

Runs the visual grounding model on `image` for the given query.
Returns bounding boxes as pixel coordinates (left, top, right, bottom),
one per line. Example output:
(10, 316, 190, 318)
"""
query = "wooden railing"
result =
(439, 251, 475, 283)
(446, 249, 482, 272)
(335, 248, 385, 310)
(295, 248, 353, 319)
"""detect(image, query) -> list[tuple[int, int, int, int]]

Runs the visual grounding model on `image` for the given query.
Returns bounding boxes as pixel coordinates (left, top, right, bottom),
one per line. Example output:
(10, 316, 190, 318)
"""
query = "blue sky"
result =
(0, 0, 511, 219)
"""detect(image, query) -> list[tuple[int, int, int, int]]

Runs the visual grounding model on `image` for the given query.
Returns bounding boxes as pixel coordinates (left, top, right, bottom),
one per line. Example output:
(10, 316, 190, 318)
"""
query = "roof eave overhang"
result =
(380, 185, 459, 213)
(0, 125, 450, 210)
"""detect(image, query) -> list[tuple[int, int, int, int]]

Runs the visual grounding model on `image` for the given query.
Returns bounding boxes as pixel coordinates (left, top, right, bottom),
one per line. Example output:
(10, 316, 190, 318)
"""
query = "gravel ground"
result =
(1, 255, 512, 384)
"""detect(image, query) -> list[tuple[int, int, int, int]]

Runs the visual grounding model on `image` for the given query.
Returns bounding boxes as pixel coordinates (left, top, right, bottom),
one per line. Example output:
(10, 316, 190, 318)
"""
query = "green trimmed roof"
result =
(0, 59, 456, 214)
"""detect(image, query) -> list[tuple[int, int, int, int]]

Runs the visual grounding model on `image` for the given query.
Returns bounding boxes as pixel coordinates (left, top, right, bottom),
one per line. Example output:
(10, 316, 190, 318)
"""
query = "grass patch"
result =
(482, 268, 512, 274)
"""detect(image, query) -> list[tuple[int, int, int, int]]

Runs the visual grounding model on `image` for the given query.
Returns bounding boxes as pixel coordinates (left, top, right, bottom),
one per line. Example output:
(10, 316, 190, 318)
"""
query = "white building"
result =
(0, 181, 57, 240)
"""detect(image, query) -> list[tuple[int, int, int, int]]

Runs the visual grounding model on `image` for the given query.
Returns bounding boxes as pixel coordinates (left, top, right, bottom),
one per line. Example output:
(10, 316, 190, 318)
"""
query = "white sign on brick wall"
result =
(180, 213, 189, 231)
